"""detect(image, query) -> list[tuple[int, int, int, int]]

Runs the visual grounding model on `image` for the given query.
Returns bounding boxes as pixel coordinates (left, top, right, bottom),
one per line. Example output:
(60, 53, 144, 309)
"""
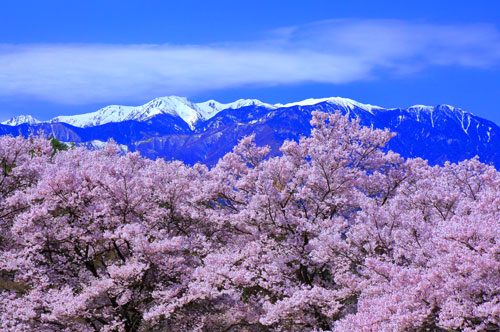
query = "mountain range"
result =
(1, 96, 499, 167)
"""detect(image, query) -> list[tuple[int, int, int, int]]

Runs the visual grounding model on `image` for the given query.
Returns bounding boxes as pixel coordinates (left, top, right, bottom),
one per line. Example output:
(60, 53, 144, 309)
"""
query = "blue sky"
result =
(1, 0, 500, 124)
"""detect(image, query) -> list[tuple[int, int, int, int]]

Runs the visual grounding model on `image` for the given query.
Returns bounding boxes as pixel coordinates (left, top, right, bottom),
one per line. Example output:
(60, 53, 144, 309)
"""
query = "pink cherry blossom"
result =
(1, 112, 499, 331)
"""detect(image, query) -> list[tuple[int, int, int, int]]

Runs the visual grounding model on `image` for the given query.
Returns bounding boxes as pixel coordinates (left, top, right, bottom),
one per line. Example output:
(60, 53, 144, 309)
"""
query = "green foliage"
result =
(49, 137, 69, 155)
(0, 157, 14, 177)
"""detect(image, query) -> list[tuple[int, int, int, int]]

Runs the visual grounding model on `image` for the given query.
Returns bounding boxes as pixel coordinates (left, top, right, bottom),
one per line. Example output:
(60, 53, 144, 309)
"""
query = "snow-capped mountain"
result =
(46, 97, 275, 129)
(2, 96, 373, 129)
(49, 97, 203, 129)
(275, 97, 383, 114)
(1, 115, 41, 126)
(1, 95, 499, 168)
(196, 99, 275, 119)
(2, 95, 470, 132)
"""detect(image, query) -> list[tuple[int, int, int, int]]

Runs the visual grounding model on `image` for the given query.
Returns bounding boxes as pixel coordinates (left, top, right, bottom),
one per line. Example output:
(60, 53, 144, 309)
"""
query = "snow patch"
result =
(85, 140, 129, 153)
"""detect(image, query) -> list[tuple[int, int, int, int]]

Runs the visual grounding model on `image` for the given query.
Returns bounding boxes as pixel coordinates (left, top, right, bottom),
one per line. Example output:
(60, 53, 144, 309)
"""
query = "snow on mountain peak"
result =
(228, 99, 273, 109)
(47, 97, 275, 129)
(196, 98, 274, 119)
(1, 115, 41, 126)
(408, 105, 434, 111)
(143, 96, 202, 128)
(50, 105, 137, 128)
(275, 97, 383, 114)
(49, 96, 201, 129)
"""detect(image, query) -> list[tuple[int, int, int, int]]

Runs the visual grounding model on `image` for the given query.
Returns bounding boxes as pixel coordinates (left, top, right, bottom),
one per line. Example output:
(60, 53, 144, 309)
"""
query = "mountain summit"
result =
(1, 115, 41, 126)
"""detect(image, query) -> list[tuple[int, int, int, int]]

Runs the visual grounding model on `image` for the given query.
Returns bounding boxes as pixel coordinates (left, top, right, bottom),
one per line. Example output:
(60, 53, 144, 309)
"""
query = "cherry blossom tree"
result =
(0, 112, 499, 331)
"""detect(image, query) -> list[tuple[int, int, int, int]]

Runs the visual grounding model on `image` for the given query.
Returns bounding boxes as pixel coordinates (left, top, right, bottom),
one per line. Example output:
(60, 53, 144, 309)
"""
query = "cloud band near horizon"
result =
(1, 19, 500, 104)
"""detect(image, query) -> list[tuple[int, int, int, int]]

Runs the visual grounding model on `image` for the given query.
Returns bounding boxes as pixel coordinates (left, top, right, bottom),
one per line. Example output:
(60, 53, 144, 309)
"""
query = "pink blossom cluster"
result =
(0, 112, 499, 331)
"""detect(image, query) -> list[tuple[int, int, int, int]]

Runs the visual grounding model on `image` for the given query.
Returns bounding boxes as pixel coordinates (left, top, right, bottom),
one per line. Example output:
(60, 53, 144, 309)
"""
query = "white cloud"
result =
(0, 19, 499, 104)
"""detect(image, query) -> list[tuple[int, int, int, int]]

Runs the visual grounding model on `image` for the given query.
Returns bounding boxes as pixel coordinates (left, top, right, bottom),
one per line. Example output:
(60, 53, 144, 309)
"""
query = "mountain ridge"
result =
(2, 96, 276, 129)
(1, 96, 498, 168)
(5, 96, 468, 129)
